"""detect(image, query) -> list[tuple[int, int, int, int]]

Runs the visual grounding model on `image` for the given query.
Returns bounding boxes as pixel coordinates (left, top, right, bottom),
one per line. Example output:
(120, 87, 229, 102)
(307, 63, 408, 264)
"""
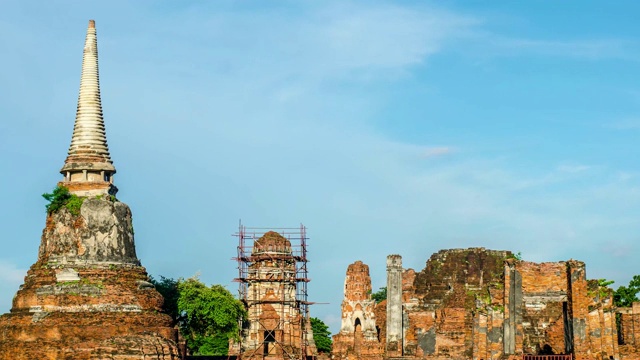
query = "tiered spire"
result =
(60, 20, 116, 195)
(61, 20, 115, 175)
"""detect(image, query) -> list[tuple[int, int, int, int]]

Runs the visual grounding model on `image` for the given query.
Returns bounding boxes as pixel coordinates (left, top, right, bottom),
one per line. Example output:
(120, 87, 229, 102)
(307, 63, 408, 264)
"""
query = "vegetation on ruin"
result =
(42, 186, 85, 216)
(506, 251, 522, 261)
(311, 317, 332, 353)
(371, 287, 387, 303)
(586, 279, 615, 300)
(150, 275, 246, 356)
(614, 275, 640, 307)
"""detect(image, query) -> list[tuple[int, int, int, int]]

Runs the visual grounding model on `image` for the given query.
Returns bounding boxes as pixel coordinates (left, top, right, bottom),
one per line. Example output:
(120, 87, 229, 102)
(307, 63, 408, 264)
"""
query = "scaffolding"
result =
(233, 222, 314, 360)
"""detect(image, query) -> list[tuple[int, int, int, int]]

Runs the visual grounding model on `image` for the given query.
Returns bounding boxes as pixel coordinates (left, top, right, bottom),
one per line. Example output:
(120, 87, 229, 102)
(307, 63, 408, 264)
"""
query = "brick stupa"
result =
(0, 20, 180, 359)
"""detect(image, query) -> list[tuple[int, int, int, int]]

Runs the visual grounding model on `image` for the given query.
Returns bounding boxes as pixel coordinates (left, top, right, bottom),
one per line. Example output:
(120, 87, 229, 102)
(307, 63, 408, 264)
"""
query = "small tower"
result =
(332, 261, 384, 360)
(59, 19, 117, 197)
(233, 225, 317, 360)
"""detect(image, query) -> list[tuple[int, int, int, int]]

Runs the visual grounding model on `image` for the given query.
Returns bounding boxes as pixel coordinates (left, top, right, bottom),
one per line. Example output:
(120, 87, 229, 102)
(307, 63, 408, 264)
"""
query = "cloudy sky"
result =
(1, 1, 639, 332)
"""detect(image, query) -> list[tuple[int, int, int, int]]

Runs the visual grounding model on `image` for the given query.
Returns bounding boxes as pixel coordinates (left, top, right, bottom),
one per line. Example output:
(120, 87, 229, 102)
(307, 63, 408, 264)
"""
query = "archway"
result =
(354, 317, 363, 354)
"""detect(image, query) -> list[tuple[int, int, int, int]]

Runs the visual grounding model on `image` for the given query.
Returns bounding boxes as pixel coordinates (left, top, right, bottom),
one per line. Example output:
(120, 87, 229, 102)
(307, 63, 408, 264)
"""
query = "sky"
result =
(0, 1, 639, 333)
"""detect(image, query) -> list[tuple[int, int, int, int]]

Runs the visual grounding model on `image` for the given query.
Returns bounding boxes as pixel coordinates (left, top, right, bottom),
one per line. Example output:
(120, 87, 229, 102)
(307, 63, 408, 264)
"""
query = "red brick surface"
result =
(342, 248, 630, 360)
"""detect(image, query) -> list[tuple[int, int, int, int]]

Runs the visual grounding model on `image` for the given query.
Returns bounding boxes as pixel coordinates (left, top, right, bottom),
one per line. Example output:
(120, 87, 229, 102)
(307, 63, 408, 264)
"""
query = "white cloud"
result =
(422, 146, 455, 158)
(557, 164, 591, 173)
(608, 119, 640, 130)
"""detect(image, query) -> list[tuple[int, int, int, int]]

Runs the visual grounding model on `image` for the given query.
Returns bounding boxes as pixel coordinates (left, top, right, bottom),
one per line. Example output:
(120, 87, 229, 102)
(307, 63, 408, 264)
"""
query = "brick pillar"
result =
(386, 254, 403, 357)
(473, 312, 487, 360)
(489, 309, 504, 360)
(567, 260, 589, 360)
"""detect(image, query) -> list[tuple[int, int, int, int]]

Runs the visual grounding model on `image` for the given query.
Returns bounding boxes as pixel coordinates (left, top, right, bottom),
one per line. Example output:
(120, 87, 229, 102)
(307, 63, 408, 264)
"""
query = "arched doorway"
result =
(354, 318, 363, 354)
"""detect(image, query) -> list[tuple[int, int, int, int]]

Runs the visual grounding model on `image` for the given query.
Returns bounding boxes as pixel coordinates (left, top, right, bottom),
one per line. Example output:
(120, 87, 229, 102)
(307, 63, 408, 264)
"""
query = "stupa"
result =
(0, 20, 180, 359)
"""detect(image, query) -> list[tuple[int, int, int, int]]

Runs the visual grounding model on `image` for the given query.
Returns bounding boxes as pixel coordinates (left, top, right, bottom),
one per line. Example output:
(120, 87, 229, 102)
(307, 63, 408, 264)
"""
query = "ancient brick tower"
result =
(0, 20, 180, 359)
(232, 226, 317, 360)
(331, 261, 383, 360)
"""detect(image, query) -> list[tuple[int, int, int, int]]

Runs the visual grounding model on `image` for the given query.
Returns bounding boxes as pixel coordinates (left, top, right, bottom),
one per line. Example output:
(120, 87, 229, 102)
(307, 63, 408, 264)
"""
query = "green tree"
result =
(177, 277, 246, 355)
(371, 287, 387, 303)
(311, 317, 332, 353)
(614, 275, 640, 307)
(149, 275, 180, 322)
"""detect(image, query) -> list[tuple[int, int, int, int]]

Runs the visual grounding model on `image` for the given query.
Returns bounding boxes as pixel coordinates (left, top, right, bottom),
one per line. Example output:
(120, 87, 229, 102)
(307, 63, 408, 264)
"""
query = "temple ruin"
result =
(230, 225, 317, 360)
(0, 20, 180, 359)
(333, 248, 639, 360)
(332, 261, 384, 360)
(618, 303, 640, 358)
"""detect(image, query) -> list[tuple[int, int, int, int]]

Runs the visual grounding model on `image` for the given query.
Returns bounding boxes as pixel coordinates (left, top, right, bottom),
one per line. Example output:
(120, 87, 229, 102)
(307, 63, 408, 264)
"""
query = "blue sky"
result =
(1, 1, 639, 332)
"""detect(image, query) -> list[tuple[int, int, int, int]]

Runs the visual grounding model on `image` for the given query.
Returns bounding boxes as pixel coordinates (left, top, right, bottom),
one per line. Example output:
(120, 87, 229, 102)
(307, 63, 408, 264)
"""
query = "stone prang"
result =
(0, 20, 180, 359)
(332, 260, 384, 360)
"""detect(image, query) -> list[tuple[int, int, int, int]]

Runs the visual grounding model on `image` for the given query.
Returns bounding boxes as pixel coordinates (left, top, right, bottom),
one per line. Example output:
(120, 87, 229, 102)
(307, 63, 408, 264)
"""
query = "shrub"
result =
(42, 186, 85, 216)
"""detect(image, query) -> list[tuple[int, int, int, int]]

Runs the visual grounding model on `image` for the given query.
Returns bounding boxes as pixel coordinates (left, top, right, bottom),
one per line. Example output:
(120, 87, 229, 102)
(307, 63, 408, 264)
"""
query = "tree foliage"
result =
(371, 287, 387, 303)
(177, 277, 246, 355)
(614, 275, 640, 308)
(149, 275, 180, 322)
(311, 317, 332, 353)
(150, 275, 246, 356)
(598, 279, 615, 288)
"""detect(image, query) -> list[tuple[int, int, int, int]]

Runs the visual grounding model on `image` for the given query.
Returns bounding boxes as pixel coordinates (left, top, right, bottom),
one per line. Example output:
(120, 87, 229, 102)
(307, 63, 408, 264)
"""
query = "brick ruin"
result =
(618, 303, 640, 358)
(230, 228, 317, 360)
(0, 20, 179, 359)
(332, 261, 384, 360)
(334, 248, 638, 360)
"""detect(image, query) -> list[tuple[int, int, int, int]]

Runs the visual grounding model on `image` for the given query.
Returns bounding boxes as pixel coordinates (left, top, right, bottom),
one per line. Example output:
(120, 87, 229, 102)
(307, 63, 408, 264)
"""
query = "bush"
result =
(42, 186, 85, 216)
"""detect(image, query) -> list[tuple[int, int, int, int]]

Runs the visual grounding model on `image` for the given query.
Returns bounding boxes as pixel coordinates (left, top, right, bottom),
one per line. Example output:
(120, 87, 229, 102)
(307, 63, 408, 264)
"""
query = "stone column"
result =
(386, 254, 403, 356)
(503, 259, 522, 357)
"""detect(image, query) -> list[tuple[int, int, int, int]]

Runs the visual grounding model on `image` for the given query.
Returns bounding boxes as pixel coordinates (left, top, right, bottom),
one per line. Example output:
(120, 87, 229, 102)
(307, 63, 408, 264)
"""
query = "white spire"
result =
(61, 20, 115, 175)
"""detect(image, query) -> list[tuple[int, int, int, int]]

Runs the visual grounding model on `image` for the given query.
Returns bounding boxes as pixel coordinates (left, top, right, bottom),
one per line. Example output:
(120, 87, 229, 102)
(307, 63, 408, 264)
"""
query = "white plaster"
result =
(61, 21, 115, 177)
(55, 268, 80, 282)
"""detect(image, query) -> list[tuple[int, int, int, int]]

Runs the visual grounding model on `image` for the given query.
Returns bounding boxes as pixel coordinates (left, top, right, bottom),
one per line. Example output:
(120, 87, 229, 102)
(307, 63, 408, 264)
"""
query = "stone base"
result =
(0, 314, 179, 359)
(0, 262, 180, 359)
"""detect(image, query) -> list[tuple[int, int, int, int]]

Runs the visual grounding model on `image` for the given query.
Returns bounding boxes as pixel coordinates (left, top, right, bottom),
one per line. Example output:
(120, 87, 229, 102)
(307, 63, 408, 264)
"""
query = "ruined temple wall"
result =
(584, 279, 617, 360)
(473, 309, 505, 360)
(517, 261, 568, 355)
(619, 303, 640, 359)
(503, 259, 618, 359)
(472, 283, 506, 360)
(401, 249, 511, 359)
(366, 249, 628, 360)
(587, 307, 617, 359)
